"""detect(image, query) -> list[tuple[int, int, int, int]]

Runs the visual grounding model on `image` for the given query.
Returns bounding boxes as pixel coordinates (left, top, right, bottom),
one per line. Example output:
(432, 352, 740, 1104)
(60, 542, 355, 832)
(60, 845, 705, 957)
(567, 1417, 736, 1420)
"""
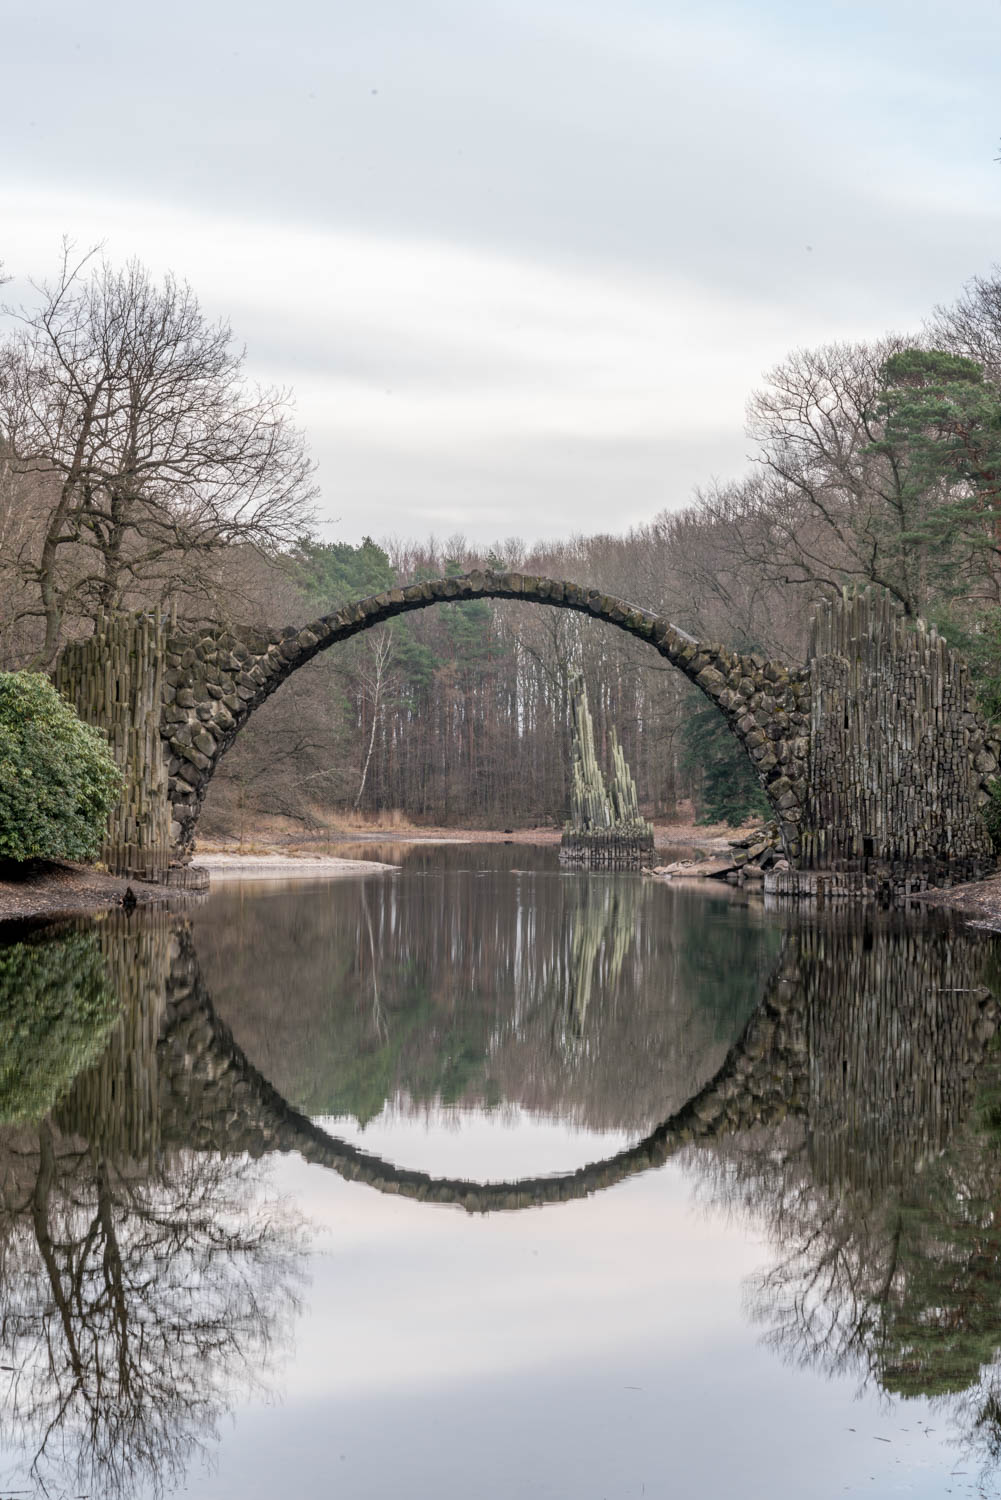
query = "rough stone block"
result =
(696, 666, 727, 696)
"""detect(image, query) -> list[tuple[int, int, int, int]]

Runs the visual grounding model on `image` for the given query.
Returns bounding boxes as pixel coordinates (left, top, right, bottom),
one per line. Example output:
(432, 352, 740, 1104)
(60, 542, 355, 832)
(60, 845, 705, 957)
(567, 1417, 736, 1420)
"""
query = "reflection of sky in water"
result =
(183, 1151, 966, 1500)
(179, 858, 1001, 1498)
(322, 1105, 636, 1176)
(4, 854, 998, 1500)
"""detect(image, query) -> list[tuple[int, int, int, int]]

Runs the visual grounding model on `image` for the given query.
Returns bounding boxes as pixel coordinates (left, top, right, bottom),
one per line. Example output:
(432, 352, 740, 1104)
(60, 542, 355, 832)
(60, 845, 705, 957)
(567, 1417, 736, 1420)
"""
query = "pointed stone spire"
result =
(562, 674, 653, 866)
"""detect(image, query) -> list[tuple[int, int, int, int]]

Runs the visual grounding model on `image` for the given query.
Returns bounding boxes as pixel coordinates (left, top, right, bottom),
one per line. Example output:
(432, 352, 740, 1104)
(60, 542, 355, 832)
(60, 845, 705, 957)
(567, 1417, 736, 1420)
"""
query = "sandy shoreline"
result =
(0, 848, 402, 925)
(193, 819, 741, 854)
(192, 853, 399, 880)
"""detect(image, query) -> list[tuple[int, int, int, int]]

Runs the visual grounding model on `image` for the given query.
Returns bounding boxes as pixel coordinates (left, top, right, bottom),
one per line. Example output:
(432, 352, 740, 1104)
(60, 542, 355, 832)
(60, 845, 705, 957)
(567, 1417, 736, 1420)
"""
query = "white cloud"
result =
(4, 0, 1000, 544)
(3, 181, 893, 542)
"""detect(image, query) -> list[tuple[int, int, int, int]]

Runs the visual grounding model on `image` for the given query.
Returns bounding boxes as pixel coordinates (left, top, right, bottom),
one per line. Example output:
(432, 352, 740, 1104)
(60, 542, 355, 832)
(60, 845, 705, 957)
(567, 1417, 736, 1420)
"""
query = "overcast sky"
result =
(3, 0, 1000, 549)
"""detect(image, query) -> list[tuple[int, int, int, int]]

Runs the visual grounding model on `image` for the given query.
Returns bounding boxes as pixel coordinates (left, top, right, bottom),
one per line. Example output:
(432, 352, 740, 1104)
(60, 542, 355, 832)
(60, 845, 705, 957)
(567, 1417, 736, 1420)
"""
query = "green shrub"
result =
(0, 672, 122, 863)
(0, 930, 119, 1123)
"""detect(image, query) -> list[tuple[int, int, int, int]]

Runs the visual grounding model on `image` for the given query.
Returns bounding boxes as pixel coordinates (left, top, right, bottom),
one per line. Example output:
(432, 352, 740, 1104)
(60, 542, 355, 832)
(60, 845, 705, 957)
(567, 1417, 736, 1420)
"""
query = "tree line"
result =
(3, 245, 1001, 834)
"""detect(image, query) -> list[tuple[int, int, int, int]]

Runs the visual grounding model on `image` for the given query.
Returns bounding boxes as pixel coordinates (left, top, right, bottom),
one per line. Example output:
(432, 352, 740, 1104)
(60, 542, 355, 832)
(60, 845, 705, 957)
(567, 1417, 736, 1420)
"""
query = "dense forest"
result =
(4, 249, 1001, 834)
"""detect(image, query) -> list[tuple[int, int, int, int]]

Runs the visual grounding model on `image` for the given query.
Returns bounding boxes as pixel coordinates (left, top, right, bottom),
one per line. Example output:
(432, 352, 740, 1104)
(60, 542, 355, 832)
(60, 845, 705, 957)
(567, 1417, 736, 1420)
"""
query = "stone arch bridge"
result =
(53, 572, 1001, 890)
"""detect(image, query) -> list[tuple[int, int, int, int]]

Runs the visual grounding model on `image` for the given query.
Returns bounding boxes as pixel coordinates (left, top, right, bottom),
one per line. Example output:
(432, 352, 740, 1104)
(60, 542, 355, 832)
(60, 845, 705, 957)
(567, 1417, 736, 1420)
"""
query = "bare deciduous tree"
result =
(743, 337, 952, 615)
(0, 1124, 305, 1499)
(929, 267, 1001, 382)
(0, 244, 317, 665)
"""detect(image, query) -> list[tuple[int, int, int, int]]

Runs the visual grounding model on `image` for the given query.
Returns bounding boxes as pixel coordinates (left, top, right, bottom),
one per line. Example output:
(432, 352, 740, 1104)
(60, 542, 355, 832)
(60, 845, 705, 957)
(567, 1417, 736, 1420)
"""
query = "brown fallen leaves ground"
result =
(0, 860, 171, 927)
(920, 873, 1001, 931)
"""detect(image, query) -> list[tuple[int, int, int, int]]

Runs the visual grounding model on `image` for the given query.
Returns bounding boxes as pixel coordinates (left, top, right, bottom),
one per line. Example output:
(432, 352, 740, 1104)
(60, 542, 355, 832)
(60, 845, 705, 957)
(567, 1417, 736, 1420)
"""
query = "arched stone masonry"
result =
(157, 570, 812, 864)
(53, 575, 1000, 887)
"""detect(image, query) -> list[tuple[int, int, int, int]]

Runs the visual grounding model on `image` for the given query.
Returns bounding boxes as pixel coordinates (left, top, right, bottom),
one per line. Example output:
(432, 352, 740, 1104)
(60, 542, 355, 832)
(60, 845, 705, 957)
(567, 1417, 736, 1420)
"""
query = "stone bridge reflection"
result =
(53, 908, 1001, 1213)
(3, 905, 1001, 1496)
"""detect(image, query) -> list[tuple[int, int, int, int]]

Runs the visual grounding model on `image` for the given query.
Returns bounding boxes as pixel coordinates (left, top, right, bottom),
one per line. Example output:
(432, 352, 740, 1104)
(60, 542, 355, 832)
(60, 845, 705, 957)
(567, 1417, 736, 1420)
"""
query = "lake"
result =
(2, 843, 1001, 1498)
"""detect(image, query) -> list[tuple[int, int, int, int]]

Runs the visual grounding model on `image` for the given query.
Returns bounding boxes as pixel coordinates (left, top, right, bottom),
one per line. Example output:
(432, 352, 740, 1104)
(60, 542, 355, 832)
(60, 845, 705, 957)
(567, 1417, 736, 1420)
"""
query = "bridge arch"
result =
(151, 915, 998, 1210)
(162, 570, 811, 862)
(58, 913, 997, 1213)
(156, 929, 807, 1211)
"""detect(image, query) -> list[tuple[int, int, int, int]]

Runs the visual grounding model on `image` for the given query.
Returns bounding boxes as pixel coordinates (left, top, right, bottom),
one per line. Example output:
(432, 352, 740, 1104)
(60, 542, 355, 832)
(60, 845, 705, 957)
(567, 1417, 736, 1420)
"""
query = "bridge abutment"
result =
(53, 610, 174, 882)
(771, 591, 1000, 898)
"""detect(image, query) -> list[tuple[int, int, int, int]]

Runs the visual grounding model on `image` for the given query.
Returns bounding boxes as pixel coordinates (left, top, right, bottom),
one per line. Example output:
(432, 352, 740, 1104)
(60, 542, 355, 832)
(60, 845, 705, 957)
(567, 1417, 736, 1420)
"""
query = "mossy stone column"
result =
(53, 611, 172, 882)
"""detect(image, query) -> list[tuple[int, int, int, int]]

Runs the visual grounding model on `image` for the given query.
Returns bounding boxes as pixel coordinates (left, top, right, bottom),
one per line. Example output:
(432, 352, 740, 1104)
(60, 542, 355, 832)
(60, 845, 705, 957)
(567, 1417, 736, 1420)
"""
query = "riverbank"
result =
(0, 860, 173, 926)
(0, 817, 768, 923)
(193, 814, 748, 857)
(6, 849, 1001, 928)
(920, 873, 1001, 931)
(0, 850, 404, 923)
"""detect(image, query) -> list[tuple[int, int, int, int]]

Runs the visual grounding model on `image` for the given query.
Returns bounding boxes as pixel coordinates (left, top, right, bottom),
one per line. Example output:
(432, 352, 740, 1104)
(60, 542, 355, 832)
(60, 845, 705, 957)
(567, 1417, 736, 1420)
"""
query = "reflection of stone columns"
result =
(56, 911, 174, 1164)
(800, 912, 998, 1195)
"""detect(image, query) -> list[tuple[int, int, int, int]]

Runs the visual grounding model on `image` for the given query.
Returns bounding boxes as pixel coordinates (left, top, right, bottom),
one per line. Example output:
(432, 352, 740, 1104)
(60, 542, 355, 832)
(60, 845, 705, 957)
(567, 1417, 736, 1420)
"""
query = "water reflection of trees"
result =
(689, 913, 1001, 1476)
(193, 870, 782, 1130)
(0, 914, 305, 1500)
(0, 925, 119, 1124)
(11, 889, 1001, 1488)
(732, 1100, 1001, 1474)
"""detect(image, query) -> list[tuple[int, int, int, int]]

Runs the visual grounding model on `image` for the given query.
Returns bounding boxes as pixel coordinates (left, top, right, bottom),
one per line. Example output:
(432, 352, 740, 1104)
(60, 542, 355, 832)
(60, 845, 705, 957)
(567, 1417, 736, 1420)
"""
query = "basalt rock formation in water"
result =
(560, 672, 654, 868)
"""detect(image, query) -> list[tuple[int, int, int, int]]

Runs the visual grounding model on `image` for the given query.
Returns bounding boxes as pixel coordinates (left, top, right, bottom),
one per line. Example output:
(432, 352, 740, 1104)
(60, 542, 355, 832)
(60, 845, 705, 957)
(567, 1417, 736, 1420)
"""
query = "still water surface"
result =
(2, 844, 1001, 1497)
